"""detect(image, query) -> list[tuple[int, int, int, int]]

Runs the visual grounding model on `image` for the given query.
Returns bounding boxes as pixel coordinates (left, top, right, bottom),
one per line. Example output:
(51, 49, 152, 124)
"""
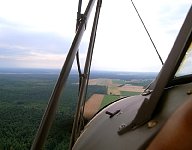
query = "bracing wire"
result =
(131, 0, 164, 65)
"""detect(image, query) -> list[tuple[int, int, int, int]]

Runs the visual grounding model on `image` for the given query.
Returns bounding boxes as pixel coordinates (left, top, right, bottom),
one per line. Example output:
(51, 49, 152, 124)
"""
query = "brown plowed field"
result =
(83, 94, 104, 120)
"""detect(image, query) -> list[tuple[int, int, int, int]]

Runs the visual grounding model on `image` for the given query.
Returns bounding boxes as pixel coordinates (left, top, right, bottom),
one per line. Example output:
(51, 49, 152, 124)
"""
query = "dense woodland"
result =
(0, 71, 107, 149)
(0, 69, 156, 149)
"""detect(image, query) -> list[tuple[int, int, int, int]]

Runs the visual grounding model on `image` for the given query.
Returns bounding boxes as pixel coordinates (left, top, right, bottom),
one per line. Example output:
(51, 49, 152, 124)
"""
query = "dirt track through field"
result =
(83, 94, 104, 120)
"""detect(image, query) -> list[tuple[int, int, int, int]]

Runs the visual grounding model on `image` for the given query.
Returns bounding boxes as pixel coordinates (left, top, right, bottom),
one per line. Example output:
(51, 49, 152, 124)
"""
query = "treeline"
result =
(128, 79, 154, 87)
(90, 71, 157, 80)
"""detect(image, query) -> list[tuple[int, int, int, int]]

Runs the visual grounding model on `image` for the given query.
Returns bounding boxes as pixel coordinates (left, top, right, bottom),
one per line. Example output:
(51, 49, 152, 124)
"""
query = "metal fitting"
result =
(186, 90, 192, 95)
(147, 120, 158, 128)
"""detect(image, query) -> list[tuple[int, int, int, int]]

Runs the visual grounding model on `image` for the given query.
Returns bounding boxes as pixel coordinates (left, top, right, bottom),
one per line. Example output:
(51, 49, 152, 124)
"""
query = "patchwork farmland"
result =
(83, 78, 145, 120)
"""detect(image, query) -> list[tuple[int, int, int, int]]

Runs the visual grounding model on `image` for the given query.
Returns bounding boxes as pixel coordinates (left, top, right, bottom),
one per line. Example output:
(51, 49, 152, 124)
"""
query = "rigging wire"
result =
(131, 0, 164, 65)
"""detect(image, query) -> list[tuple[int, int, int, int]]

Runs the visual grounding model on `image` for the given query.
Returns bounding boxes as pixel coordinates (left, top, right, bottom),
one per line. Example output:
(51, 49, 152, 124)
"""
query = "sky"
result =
(0, 0, 191, 72)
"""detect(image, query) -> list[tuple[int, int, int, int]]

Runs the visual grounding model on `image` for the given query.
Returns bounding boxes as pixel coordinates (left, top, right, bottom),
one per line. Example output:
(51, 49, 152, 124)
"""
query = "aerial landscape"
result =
(0, 68, 156, 149)
(0, 0, 190, 149)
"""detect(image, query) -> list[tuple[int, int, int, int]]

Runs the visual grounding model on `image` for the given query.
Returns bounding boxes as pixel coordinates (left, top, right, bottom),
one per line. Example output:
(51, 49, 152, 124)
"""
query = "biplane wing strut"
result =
(31, 0, 102, 149)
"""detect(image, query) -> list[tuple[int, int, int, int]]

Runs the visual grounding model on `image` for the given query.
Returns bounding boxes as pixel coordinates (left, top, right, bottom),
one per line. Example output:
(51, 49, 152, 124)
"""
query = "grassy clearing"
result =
(112, 79, 126, 85)
(99, 95, 120, 109)
(120, 91, 141, 96)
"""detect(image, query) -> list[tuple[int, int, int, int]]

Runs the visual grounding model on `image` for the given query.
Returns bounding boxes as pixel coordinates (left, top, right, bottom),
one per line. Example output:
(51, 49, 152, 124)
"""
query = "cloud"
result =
(0, 53, 66, 68)
(0, 21, 71, 53)
(0, 0, 191, 71)
(0, 0, 79, 36)
(0, 18, 89, 68)
(158, 1, 191, 35)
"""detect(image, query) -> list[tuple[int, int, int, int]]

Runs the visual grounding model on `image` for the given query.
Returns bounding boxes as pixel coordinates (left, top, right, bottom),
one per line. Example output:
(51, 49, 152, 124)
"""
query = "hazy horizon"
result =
(0, 67, 159, 74)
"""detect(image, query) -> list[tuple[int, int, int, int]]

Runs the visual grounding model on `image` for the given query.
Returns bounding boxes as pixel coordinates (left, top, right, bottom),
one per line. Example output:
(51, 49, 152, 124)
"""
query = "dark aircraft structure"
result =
(31, 0, 192, 149)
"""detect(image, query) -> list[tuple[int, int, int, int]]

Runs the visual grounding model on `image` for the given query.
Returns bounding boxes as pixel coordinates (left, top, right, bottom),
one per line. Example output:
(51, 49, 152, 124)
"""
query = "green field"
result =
(112, 79, 126, 85)
(120, 91, 141, 96)
(100, 95, 120, 109)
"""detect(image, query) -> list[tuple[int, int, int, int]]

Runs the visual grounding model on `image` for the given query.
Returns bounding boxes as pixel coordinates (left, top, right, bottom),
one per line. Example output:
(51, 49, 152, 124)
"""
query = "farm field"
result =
(83, 77, 152, 120)
(83, 94, 104, 120)
(120, 91, 141, 96)
(99, 95, 121, 109)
